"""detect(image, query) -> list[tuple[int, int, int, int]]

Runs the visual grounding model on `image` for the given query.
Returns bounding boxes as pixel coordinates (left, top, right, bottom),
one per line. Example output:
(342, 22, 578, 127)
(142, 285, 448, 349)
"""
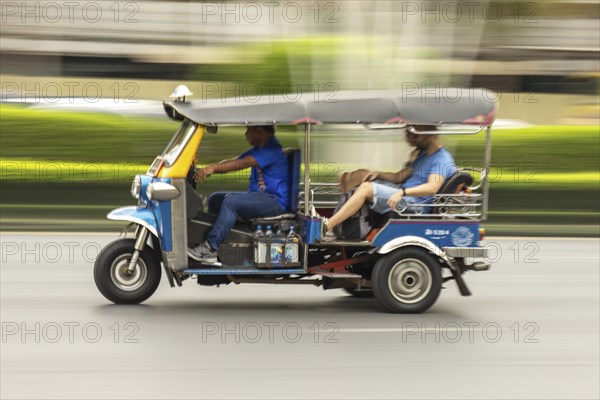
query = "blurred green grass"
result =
(1, 104, 598, 184)
(0, 103, 598, 234)
(1, 160, 598, 188)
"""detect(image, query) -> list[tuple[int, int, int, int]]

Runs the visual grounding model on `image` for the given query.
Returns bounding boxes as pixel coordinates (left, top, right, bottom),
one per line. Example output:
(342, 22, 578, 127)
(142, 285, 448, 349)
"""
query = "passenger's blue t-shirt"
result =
(403, 147, 456, 202)
(239, 136, 290, 210)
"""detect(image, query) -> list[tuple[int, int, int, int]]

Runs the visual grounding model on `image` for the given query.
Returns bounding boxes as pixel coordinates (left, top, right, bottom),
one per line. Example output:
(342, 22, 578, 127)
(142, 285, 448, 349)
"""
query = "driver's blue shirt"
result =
(239, 136, 290, 211)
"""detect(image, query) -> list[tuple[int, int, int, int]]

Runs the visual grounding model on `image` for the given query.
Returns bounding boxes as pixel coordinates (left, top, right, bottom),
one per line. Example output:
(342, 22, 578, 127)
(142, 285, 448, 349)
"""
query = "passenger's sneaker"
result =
(188, 242, 218, 264)
(320, 217, 329, 240)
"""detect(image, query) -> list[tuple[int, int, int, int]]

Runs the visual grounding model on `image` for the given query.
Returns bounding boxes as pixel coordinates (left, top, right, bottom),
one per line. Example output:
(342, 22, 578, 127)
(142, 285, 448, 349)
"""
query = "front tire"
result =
(94, 238, 161, 304)
(372, 247, 442, 313)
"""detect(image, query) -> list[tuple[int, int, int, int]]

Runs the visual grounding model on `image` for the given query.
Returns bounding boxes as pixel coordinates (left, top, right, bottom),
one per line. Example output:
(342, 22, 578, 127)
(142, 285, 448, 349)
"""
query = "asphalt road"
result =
(1, 233, 598, 400)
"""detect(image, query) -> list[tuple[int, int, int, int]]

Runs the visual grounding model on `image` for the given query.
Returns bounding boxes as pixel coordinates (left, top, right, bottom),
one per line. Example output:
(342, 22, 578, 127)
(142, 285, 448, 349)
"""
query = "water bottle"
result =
(254, 225, 265, 265)
(265, 225, 274, 238)
(275, 227, 285, 239)
(286, 225, 296, 239)
(254, 225, 264, 239)
(284, 226, 299, 263)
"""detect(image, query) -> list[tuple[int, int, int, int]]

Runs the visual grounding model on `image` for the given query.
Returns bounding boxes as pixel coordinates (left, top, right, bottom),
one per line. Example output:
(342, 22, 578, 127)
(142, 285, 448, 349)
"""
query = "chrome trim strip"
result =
(443, 247, 489, 258)
(407, 125, 485, 135)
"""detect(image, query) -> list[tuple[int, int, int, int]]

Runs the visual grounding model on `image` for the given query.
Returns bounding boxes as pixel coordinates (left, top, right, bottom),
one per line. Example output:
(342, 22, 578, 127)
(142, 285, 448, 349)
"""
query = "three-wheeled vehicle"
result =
(94, 87, 497, 313)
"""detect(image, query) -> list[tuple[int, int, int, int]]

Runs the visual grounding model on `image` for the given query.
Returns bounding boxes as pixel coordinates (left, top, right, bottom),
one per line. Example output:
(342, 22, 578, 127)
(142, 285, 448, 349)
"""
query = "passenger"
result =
(188, 125, 289, 263)
(339, 132, 420, 193)
(323, 125, 456, 234)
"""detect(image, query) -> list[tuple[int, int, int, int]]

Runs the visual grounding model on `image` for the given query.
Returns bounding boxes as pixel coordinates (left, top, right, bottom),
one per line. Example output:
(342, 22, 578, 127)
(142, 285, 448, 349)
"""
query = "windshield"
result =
(162, 119, 197, 166)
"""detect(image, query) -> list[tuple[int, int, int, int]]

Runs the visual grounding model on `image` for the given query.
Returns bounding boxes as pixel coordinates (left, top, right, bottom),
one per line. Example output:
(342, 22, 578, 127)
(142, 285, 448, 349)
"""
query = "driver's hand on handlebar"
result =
(364, 171, 379, 182)
(193, 167, 212, 184)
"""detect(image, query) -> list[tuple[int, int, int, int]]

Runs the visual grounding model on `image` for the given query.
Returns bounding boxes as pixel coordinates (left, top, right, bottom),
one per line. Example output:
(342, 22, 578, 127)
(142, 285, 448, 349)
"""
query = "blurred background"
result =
(1, 0, 598, 235)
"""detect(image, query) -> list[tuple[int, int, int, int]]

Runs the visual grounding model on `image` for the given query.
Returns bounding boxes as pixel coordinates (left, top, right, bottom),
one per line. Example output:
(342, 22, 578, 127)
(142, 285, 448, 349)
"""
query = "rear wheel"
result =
(372, 247, 442, 313)
(94, 238, 161, 304)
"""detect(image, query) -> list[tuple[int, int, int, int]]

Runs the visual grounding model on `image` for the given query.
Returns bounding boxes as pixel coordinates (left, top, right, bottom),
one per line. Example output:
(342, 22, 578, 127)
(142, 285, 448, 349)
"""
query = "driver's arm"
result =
(203, 155, 258, 175)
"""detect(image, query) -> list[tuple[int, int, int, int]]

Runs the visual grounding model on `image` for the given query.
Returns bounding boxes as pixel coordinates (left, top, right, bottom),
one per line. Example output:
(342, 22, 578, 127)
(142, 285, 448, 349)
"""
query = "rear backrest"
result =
(284, 148, 301, 213)
(438, 170, 474, 194)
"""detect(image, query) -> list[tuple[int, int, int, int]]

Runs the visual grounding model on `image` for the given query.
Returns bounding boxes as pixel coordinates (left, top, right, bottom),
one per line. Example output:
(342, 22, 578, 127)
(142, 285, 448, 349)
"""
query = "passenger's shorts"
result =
(370, 180, 422, 214)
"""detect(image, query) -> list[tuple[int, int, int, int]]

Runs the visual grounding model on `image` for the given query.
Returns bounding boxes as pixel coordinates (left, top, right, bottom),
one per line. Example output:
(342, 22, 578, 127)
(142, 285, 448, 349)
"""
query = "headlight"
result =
(130, 175, 141, 199)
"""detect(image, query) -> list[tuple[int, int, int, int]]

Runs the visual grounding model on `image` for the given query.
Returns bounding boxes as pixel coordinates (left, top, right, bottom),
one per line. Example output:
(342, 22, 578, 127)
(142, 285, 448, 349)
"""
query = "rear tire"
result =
(372, 247, 442, 313)
(94, 238, 161, 304)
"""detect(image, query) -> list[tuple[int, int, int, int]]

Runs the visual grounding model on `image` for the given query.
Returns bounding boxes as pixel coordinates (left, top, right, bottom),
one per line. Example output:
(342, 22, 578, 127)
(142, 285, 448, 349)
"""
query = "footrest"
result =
(184, 268, 306, 275)
(250, 214, 297, 224)
(464, 261, 491, 271)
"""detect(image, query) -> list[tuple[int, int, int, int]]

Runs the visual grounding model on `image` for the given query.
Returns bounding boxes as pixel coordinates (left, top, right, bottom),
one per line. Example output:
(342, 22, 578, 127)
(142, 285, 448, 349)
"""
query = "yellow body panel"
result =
(157, 125, 205, 178)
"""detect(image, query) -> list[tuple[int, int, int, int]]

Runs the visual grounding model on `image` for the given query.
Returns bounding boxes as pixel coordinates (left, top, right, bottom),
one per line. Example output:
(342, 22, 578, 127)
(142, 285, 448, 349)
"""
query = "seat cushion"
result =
(438, 170, 474, 194)
(284, 148, 301, 213)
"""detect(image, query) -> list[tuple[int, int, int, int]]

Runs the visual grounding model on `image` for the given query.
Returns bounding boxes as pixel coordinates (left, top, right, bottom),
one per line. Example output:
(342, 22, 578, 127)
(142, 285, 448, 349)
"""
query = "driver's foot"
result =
(188, 242, 218, 264)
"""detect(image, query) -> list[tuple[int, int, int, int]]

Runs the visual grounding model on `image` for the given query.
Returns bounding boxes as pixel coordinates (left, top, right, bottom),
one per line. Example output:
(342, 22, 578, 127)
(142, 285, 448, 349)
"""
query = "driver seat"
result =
(250, 148, 301, 224)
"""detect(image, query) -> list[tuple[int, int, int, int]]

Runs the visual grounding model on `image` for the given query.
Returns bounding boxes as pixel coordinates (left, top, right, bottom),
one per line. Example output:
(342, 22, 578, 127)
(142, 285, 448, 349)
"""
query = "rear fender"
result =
(376, 235, 447, 261)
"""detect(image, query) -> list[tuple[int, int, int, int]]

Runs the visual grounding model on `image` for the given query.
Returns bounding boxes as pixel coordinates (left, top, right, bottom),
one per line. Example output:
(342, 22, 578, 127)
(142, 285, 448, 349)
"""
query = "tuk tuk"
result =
(94, 87, 497, 313)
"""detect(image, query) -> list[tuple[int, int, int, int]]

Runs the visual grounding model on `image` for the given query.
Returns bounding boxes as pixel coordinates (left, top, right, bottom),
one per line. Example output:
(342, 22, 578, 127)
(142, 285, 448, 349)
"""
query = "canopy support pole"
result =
(482, 126, 492, 221)
(303, 123, 311, 271)
(303, 123, 311, 215)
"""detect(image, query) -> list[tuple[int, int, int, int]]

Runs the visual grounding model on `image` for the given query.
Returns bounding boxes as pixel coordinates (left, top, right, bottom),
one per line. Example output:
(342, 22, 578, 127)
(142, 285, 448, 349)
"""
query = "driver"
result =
(188, 125, 289, 263)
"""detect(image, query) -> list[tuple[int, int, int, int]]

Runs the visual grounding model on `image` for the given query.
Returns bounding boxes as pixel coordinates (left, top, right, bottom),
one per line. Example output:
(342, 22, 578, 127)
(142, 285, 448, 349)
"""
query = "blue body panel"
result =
(301, 216, 322, 244)
(141, 176, 174, 253)
(109, 175, 175, 253)
(373, 220, 480, 248)
(107, 206, 159, 237)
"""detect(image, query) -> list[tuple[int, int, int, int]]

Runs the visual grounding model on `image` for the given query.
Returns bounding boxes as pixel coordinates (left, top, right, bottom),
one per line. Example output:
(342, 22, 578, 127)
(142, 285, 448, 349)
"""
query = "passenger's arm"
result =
(364, 167, 412, 183)
(366, 149, 419, 183)
(386, 173, 446, 209)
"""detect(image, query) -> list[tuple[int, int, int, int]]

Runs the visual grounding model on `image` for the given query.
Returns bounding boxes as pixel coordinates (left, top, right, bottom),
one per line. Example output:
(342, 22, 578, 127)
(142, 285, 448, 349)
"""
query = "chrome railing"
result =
(299, 166, 486, 221)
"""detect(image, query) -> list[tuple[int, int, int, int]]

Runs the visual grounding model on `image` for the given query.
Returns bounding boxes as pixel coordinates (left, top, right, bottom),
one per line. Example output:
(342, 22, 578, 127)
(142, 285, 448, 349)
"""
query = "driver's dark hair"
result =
(257, 125, 275, 135)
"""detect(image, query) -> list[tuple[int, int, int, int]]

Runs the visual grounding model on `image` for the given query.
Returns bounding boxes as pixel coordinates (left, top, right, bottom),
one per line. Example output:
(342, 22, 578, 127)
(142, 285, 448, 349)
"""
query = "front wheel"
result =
(372, 247, 442, 313)
(94, 238, 161, 304)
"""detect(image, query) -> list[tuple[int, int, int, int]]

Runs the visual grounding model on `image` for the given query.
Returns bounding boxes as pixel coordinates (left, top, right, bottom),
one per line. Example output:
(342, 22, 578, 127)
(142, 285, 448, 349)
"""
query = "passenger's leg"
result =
(339, 169, 370, 193)
(327, 182, 374, 230)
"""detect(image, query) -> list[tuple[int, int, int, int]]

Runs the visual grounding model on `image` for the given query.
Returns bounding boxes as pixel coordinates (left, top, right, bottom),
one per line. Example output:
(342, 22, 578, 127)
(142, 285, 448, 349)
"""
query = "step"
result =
(184, 267, 306, 275)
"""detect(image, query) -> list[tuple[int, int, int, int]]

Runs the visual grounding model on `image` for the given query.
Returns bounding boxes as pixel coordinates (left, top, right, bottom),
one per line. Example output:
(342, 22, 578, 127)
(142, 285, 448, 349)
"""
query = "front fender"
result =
(107, 206, 159, 238)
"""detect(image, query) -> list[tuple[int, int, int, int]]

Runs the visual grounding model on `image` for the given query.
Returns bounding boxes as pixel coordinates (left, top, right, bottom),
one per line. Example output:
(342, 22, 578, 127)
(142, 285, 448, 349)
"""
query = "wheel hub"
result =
(388, 258, 432, 304)
(110, 254, 147, 292)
